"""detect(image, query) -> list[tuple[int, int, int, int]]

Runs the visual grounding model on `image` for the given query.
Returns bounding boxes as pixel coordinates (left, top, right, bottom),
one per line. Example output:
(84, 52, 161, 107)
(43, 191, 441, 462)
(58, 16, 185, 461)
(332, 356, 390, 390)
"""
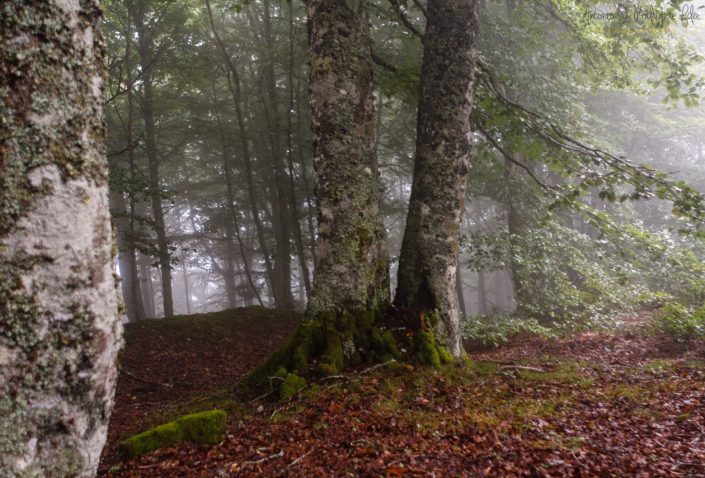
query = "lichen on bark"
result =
(0, 1, 121, 476)
(394, 0, 480, 358)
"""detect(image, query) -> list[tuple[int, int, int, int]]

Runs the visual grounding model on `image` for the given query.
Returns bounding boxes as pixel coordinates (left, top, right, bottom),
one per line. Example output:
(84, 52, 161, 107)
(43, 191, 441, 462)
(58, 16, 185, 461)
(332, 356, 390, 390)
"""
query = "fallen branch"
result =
(499, 365, 547, 373)
(288, 450, 313, 467)
(122, 370, 173, 388)
(241, 450, 284, 467)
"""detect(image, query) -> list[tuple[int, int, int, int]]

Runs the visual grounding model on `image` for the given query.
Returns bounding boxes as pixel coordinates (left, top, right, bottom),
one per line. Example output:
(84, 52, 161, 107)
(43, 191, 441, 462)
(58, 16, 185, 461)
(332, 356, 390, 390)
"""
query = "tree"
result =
(306, 0, 390, 317)
(395, 0, 480, 358)
(135, 0, 175, 317)
(248, 0, 395, 383)
(0, 2, 121, 476)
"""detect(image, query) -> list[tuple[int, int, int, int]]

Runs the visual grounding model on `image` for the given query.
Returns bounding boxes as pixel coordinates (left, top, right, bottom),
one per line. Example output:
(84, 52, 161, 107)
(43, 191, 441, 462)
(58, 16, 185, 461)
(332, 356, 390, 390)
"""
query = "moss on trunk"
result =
(246, 307, 401, 389)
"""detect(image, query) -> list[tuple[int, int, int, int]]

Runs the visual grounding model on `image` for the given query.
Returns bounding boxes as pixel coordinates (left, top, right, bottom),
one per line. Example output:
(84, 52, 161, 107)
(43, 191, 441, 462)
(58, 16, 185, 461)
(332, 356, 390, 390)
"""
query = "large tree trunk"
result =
(135, 4, 174, 317)
(307, 0, 390, 317)
(394, 0, 479, 359)
(0, 2, 121, 475)
(248, 0, 392, 383)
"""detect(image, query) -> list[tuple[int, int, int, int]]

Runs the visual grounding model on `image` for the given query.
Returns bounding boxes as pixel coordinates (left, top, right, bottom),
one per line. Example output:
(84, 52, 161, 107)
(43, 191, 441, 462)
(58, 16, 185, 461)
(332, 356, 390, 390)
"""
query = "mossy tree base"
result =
(246, 308, 401, 391)
(246, 307, 457, 395)
(120, 410, 227, 458)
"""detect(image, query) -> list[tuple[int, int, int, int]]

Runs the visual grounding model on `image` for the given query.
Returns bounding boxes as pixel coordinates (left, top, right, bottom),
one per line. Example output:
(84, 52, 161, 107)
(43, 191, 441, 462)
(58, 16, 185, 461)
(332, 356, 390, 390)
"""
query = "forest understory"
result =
(99, 307, 705, 477)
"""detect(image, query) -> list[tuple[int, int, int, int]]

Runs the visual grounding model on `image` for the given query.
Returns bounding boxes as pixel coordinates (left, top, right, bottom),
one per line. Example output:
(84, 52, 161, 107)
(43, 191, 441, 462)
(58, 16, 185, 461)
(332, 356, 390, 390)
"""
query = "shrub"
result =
(653, 301, 705, 343)
(462, 315, 553, 348)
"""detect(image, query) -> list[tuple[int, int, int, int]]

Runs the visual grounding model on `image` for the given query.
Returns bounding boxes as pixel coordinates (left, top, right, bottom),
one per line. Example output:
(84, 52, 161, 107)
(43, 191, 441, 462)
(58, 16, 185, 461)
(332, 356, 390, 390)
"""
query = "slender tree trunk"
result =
(505, 158, 533, 314)
(223, 234, 240, 308)
(0, 2, 121, 475)
(211, 85, 265, 306)
(121, 1, 146, 321)
(477, 269, 488, 315)
(138, 251, 156, 318)
(135, 5, 173, 317)
(181, 260, 191, 315)
(260, 0, 295, 310)
(456, 266, 468, 320)
(205, 0, 277, 304)
(110, 190, 146, 321)
(394, 0, 479, 358)
(285, 0, 312, 299)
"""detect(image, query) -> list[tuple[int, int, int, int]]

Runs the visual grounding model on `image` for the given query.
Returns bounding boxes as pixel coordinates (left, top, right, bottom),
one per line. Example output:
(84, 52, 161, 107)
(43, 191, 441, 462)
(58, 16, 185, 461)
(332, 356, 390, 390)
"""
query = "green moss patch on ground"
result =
(120, 410, 227, 458)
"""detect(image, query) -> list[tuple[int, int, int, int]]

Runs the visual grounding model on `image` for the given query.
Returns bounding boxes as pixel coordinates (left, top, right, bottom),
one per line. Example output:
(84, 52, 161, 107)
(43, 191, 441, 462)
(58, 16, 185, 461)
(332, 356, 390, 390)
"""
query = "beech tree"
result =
(395, 0, 480, 358)
(0, 2, 121, 476)
(247, 0, 397, 383)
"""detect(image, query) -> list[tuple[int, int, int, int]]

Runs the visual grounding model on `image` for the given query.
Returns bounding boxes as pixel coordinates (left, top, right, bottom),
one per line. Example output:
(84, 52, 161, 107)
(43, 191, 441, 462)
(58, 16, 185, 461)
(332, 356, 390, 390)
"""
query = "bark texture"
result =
(307, 0, 390, 316)
(0, 2, 121, 476)
(395, 0, 479, 357)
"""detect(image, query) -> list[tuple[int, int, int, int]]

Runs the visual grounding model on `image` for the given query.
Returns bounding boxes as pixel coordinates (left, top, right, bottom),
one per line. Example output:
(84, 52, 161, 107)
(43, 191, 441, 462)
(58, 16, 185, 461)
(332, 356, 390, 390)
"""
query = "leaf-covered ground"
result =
(99, 310, 705, 477)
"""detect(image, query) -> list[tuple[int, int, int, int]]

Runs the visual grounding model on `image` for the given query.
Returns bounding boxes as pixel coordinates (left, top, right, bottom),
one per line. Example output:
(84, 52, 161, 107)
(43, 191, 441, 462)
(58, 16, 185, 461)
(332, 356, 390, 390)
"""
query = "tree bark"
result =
(0, 2, 121, 475)
(394, 0, 479, 358)
(247, 0, 393, 384)
(307, 0, 390, 316)
(135, 3, 174, 317)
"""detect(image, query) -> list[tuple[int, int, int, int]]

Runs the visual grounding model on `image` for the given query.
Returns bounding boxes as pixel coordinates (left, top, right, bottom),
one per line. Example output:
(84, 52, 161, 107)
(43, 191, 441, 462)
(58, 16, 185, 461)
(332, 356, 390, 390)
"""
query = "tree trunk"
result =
(211, 85, 265, 307)
(181, 260, 191, 315)
(477, 269, 488, 315)
(247, 0, 392, 383)
(110, 190, 146, 321)
(307, 0, 390, 316)
(394, 0, 479, 358)
(456, 265, 468, 320)
(205, 0, 277, 306)
(138, 251, 156, 318)
(0, 2, 121, 475)
(135, 4, 174, 317)
(505, 158, 532, 312)
(261, 0, 295, 310)
(224, 235, 240, 309)
(285, 0, 312, 300)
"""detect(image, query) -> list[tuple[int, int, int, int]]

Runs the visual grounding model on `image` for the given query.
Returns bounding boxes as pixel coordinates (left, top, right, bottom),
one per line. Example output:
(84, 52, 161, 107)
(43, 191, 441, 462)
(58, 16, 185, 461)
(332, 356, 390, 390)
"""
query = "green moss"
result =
(280, 373, 307, 400)
(416, 329, 441, 367)
(414, 329, 452, 368)
(516, 361, 593, 388)
(319, 332, 344, 375)
(246, 306, 400, 388)
(120, 410, 227, 458)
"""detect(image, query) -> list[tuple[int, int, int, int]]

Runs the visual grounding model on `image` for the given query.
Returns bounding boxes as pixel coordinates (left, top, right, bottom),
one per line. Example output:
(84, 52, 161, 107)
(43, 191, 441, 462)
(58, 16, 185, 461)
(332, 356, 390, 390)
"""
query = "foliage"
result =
(652, 300, 705, 343)
(462, 314, 554, 348)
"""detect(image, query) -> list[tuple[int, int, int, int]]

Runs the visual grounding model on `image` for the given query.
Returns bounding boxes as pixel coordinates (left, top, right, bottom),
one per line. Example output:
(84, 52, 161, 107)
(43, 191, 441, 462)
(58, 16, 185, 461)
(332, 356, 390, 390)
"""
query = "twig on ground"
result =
(288, 450, 313, 467)
(123, 370, 174, 388)
(240, 450, 284, 468)
(499, 365, 547, 373)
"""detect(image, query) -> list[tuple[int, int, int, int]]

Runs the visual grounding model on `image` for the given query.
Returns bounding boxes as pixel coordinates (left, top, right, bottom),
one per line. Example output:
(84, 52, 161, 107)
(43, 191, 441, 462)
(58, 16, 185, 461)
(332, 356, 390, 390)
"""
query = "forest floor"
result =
(99, 308, 705, 477)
